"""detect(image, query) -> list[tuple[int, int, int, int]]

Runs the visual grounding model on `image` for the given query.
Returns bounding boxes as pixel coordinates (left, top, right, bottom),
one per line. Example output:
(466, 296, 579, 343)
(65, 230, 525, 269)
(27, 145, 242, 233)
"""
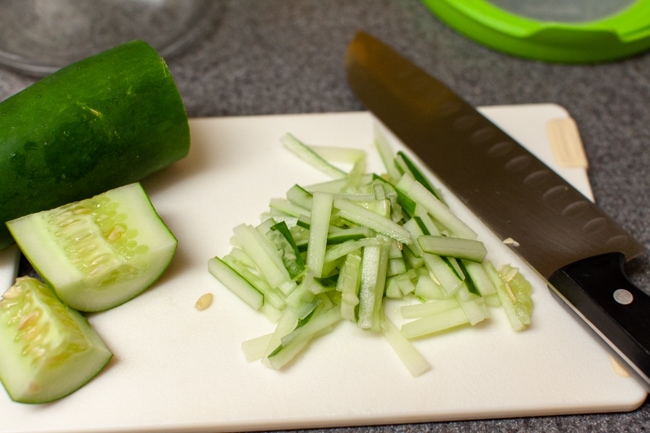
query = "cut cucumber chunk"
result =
(6, 183, 177, 312)
(0, 40, 190, 249)
(0, 277, 112, 404)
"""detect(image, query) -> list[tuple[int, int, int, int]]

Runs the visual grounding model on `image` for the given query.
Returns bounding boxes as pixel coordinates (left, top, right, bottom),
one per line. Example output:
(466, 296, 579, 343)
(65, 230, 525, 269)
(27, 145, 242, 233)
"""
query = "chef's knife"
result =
(345, 31, 650, 388)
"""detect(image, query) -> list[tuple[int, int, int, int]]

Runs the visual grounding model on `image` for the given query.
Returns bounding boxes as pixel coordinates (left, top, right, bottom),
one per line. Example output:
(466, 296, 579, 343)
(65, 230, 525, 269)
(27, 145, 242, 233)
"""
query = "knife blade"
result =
(345, 31, 650, 388)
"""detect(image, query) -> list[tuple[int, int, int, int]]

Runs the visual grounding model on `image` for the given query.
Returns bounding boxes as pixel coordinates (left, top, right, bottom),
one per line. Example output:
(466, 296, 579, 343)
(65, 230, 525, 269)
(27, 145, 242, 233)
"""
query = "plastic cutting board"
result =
(0, 104, 646, 433)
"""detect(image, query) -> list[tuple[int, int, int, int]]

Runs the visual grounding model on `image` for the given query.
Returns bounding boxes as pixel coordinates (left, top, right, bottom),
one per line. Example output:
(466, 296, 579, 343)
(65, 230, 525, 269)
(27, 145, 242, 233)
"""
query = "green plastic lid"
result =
(421, 0, 650, 63)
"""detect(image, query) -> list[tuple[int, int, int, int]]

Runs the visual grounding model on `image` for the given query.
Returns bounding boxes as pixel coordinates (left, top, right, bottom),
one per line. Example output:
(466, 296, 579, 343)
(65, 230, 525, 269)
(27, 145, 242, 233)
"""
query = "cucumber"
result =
(0, 276, 112, 404)
(0, 39, 190, 249)
(6, 183, 177, 312)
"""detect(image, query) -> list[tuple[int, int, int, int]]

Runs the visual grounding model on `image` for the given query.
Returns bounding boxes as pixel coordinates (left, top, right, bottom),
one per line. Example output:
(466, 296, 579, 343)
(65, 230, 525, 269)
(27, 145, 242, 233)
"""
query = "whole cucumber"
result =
(0, 40, 190, 249)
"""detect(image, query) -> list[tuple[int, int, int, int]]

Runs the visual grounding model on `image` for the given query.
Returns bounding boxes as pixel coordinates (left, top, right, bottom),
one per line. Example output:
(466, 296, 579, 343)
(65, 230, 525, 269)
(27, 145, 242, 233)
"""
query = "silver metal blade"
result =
(345, 32, 645, 278)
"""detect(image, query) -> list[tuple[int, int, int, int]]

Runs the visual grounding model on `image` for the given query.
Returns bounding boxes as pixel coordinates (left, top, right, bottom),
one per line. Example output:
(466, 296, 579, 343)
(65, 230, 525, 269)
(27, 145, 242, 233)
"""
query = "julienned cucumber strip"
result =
(373, 123, 401, 181)
(333, 198, 411, 245)
(306, 192, 334, 278)
(268, 221, 305, 279)
(381, 312, 431, 377)
(357, 241, 390, 332)
(281, 133, 348, 179)
(209, 127, 534, 377)
(395, 151, 443, 203)
(418, 235, 487, 263)
(208, 257, 264, 311)
(396, 173, 477, 240)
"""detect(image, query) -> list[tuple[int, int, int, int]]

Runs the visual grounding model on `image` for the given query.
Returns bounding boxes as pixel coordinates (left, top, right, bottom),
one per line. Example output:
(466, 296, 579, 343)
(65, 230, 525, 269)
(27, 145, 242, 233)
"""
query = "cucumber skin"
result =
(0, 40, 190, 249)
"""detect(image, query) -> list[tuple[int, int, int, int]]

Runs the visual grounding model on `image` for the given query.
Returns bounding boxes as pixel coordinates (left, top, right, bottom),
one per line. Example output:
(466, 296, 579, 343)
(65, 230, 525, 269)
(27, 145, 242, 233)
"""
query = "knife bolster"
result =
(548, 252, 650, 389)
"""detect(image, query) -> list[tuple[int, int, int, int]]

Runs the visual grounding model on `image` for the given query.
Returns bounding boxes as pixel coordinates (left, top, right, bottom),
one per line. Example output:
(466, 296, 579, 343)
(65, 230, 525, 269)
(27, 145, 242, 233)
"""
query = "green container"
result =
(422, 0, 650, 63)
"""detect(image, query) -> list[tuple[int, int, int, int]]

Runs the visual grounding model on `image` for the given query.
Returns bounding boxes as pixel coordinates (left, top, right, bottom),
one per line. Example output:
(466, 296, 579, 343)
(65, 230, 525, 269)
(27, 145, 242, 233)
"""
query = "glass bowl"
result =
(0, 0, 215, 75)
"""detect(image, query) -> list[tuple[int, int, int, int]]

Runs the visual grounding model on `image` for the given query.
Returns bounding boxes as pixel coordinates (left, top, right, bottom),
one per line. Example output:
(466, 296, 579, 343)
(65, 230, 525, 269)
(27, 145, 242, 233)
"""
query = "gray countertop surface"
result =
(1, 1, 649, 432)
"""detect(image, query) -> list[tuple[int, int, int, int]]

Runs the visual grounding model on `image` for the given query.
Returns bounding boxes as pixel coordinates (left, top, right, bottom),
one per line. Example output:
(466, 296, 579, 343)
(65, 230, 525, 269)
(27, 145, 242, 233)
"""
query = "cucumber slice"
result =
(0, 277, 112, 404)
(6, 183, 177, 312)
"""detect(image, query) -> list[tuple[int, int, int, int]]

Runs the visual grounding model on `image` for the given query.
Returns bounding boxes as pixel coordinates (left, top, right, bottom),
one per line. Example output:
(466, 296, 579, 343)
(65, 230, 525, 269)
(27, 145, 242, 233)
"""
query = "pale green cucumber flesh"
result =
(0, 276, 112, 404)
(7, 182, 177, 312)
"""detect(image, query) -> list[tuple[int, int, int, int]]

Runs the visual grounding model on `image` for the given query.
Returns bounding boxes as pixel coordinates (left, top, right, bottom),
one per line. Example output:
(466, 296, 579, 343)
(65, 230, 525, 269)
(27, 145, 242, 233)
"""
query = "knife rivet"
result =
(613, 289, 633, 305)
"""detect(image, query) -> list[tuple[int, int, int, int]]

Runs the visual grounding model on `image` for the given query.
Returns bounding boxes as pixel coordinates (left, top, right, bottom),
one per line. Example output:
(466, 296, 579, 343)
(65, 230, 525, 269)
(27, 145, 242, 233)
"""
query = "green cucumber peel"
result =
(268, 221, 306, 279)
(0, 40, 189, 249)
(395, 151, 444, 203)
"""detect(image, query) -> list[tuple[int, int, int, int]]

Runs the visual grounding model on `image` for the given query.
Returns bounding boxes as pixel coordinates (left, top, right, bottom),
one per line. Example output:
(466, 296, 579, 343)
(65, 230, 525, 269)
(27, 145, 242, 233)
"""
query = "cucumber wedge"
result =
(7, 183, 177, 312)
(0, 277, 112, 404)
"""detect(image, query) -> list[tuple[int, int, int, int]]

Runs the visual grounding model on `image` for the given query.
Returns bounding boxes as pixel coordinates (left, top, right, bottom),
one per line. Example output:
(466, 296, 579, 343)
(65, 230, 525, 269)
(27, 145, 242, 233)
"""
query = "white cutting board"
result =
(0, 104, 646, 433)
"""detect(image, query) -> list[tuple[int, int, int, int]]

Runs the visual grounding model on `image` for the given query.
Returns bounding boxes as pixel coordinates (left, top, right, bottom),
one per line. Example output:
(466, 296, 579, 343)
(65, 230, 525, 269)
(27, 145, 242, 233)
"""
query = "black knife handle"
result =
(548, 252, 650, 388)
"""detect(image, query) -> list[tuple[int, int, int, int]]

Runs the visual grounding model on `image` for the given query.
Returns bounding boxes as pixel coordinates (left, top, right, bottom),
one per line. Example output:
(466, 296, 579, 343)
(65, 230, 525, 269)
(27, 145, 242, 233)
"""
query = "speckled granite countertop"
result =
(1, 1, 648, 432)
